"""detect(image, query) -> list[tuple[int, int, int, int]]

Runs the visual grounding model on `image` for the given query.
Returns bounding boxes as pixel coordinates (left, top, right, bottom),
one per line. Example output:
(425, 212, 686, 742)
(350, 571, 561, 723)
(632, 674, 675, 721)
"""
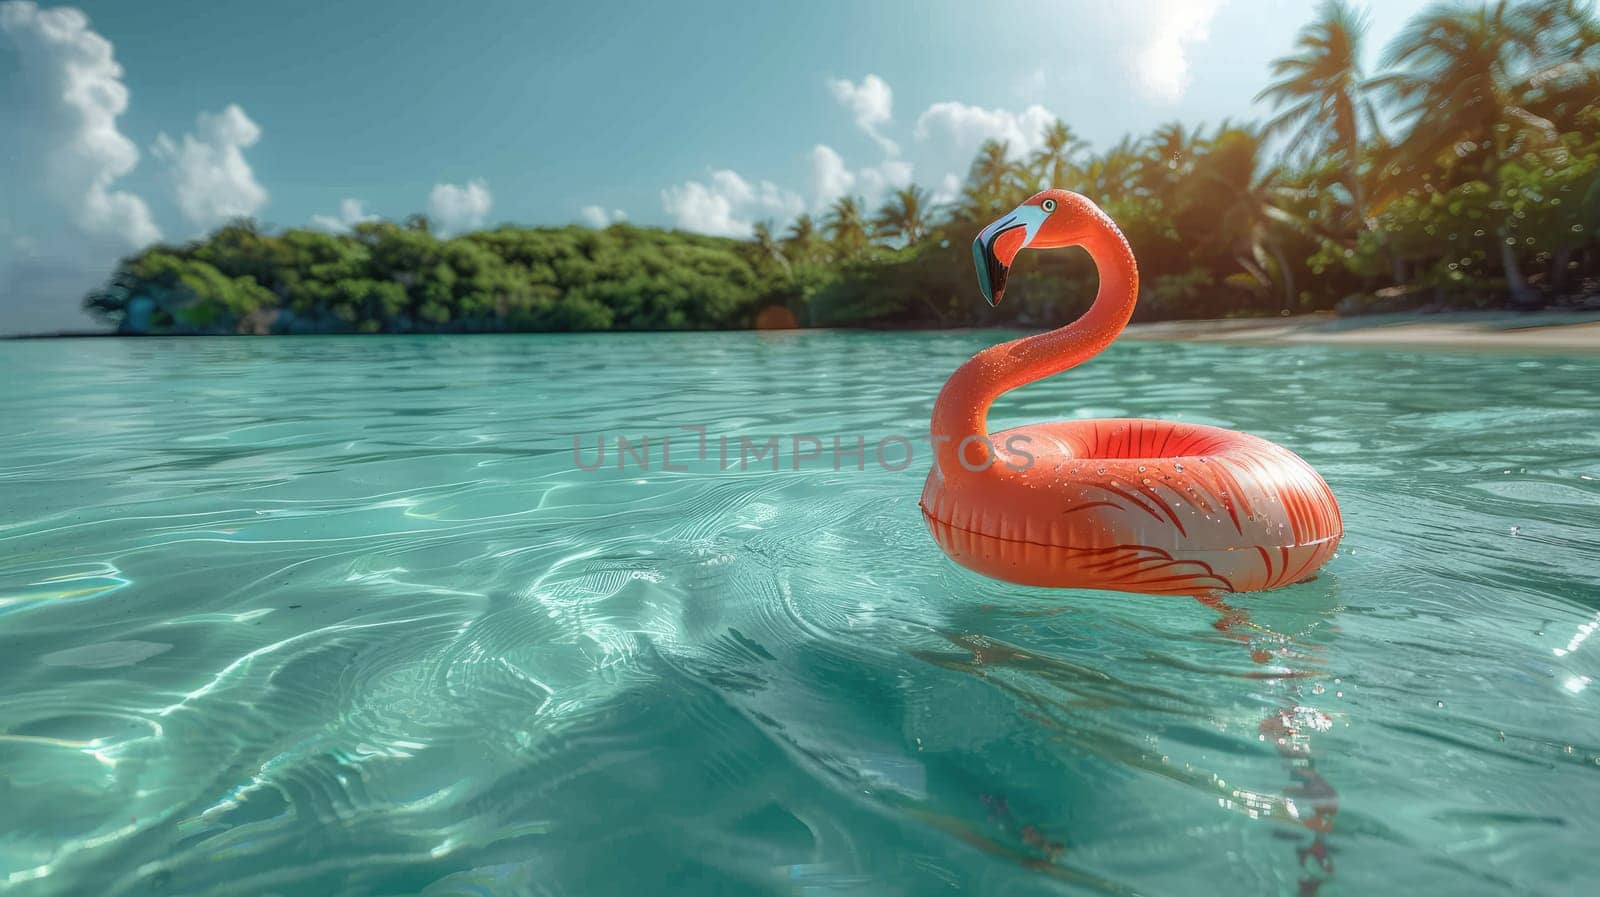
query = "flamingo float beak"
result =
(972, 202, 1047, 306)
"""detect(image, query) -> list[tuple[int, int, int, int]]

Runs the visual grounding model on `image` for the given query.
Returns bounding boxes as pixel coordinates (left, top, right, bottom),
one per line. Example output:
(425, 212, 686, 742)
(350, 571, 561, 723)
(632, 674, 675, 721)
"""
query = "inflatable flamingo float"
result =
(921, 190, 1342, 594)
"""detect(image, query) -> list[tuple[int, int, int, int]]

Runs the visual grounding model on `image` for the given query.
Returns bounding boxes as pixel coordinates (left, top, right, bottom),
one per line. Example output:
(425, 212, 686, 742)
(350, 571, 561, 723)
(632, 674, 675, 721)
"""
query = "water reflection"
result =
(912, 581, 1347, 893)
(1197, 591, 1339, 895)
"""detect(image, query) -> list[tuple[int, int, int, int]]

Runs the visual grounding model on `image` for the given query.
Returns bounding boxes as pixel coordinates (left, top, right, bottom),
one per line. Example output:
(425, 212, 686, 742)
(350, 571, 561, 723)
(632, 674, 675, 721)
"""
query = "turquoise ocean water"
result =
(1, 332, 1597, 896)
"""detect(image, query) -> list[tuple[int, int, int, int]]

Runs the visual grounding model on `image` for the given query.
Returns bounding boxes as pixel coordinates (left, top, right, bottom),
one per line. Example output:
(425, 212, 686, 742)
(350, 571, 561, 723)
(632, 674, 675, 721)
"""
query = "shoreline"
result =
(8, 309, 1600, 352)
(1121, 310, 1600, 352)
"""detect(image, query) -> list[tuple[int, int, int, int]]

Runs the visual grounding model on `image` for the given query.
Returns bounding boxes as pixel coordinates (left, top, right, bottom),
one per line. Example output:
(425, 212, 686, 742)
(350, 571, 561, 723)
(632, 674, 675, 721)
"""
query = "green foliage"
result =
(87, 223, 787, 335)
(84, 0, 1600, 335)
(83, 248, 280, 333)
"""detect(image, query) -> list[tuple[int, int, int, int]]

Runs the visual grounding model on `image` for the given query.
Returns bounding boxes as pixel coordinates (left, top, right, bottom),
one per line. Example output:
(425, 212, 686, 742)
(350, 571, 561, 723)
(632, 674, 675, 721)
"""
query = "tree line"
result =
(87, 0, 1599, 335)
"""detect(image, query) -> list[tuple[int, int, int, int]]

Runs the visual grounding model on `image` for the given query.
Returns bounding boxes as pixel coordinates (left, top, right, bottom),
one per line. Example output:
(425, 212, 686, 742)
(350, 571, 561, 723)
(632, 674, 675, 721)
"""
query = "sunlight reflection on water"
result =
(0, 332, 1597, 896)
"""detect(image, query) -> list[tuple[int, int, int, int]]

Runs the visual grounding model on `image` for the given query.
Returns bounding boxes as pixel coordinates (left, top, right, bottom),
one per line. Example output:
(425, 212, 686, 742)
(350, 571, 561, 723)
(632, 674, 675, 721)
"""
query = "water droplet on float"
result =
(1436, 701, 1446, 709)
(1510, 525, 1521, 536)
(1174, 463, 1184, 472)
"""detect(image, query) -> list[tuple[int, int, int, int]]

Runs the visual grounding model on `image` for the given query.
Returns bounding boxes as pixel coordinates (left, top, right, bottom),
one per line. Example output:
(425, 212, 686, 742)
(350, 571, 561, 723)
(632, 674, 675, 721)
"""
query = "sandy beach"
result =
(1122, 309, 1600, 352)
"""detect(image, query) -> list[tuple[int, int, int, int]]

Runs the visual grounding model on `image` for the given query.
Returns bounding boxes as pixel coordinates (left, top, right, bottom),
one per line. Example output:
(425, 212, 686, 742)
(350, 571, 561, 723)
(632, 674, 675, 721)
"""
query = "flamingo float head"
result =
(972, 189, 1101, 306)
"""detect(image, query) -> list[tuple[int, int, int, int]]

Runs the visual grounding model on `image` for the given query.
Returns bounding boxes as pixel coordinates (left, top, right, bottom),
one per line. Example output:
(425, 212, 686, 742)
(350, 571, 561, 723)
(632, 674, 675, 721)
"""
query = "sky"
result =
(0, 0, 1447, 334)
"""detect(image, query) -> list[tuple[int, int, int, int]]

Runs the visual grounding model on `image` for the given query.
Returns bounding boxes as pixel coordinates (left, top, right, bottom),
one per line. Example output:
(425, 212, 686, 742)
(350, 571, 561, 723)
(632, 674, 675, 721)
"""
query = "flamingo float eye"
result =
(1041, 198, 1057, 213)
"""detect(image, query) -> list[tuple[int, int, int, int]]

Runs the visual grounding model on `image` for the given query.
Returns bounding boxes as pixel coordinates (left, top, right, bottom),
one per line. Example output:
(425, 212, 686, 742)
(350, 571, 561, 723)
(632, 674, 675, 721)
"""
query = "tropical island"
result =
(83, 1, 1599, 336)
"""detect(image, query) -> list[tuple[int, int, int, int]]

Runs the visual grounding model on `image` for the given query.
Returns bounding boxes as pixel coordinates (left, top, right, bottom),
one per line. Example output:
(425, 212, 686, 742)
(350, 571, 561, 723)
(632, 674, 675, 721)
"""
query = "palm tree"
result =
(1382, 1, 1560, 169)
(823, 196, 870, 259)
(959, 140, 1026, 220)
(750, 220, 790, 275)
(1186, 127, 1302, 312)
(1257, 1, 1380, 227)
(784, 213, 820, 264)
(1508, 0, 1600, 133)
(1138, 122, 1201, 200)
(1380, 0, 1564, 304)
(1082, 136, 1146, 204)
(872, 185, 934, 246)
(1029, 120, 1088, 190)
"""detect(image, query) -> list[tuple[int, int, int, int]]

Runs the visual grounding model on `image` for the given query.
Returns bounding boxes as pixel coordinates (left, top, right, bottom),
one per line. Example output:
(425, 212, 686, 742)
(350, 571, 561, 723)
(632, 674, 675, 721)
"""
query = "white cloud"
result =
(1126, 0, 1222, 102)
(0, 1, 160, 333)
(914, 101, 1059, 160)
(0, 1, 158, 246)
(930, 172, 962, 206)
(862, 158, 914, 198)
(827, 74, 898, 156)
(578, 205, 627, 228)
(427, 179, 493, 235)
(652, 82, 1052, 244)
(661, 169, 804, 238)
(152, 104, 269, 232)
(808, 144, 913, 211)
(809, 145, 855, 208)
(309, 198, 378, 232)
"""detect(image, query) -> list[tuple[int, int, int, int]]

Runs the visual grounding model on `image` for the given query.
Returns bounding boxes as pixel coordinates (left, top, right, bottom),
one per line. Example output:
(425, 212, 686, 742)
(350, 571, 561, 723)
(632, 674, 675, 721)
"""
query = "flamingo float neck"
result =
(930, 204, 1139, 475)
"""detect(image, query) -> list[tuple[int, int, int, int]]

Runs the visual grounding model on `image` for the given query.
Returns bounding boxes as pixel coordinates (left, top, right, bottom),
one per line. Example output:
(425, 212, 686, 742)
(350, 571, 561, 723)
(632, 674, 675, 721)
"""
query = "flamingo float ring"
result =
(921, 189, 1343, 594)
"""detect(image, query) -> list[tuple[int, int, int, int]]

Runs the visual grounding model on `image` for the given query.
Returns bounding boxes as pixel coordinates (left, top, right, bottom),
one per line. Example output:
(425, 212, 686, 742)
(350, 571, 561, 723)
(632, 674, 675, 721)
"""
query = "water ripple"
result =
(0, 333, 1597, 896)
